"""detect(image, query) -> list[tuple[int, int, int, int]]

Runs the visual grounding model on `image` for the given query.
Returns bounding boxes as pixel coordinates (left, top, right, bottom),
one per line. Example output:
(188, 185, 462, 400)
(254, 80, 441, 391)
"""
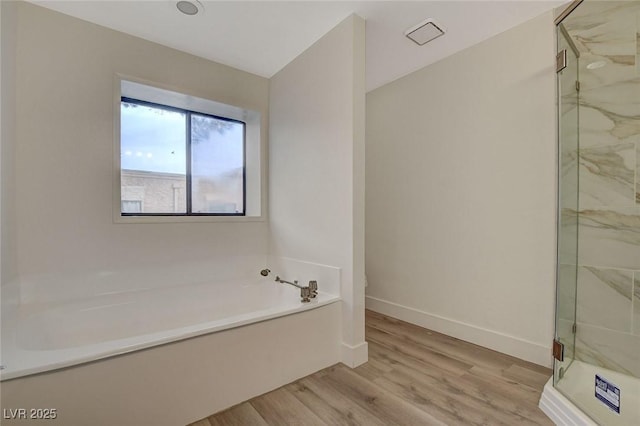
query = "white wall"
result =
(365, 11, 557, 367)
(10, 2, 270, 299)
(269, 14, 367, 367)
(1, 0, 18, 288)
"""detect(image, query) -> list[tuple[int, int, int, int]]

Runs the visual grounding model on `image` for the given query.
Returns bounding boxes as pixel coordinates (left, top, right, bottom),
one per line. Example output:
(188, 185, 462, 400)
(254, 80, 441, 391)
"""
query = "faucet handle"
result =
(308, 280, 318, 297)
(300, 287, 311, 303)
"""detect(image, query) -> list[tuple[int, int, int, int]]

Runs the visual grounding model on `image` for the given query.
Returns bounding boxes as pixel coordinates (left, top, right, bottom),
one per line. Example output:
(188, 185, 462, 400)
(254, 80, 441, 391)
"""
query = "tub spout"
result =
(308, 280, 318, 298)
(275, 276, 303, 289)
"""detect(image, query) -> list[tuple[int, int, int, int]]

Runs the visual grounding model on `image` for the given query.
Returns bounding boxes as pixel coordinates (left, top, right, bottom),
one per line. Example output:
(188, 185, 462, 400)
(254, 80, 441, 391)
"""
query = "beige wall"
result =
(11, 2, 269, 291)
(1, 1, 18, 287)
(269, 14, 367, 366)
(365, 11, 557, 366)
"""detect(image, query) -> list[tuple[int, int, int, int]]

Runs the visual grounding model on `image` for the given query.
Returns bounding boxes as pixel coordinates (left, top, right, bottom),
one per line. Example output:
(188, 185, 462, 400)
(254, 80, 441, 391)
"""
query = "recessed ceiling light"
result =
(176, 0, 203, 16)
(405, 18, 445, 46)
(586, 60, 607, 70)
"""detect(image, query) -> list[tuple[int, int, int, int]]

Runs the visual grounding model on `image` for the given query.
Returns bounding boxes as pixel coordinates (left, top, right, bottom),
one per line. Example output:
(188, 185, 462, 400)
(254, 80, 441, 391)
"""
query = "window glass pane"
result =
(121, 200, 142, 213)
(121, 101, 187, 214)
(191, 114, 245, 214)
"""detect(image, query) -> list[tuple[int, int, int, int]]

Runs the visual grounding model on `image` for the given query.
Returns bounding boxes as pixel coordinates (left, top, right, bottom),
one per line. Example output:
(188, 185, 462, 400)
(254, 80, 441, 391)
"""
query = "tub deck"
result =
(1, 301, 343, 426)
(1, 279, 339, 381)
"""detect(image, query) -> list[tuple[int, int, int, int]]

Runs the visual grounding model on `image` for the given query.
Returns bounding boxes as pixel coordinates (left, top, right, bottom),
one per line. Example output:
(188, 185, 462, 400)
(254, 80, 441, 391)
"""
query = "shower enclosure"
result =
(546, 0, 640, 424)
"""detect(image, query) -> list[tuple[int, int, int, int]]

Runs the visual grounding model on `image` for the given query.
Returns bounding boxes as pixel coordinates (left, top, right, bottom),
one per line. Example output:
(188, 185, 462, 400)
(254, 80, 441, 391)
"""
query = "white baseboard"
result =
(341, 341, 369, 368)
(539, 378, 597, 425)
(365, 295, 552, 367)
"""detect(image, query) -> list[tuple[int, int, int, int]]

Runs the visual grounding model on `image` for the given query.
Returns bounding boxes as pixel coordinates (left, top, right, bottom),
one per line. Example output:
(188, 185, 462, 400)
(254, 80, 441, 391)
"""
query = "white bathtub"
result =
(1, 258, 345, 425)
(1, 278, 340, 381)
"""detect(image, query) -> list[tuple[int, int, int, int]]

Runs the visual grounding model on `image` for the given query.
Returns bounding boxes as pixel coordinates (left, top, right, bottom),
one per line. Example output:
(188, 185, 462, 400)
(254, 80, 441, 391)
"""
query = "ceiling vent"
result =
(405, 18, 445, 46)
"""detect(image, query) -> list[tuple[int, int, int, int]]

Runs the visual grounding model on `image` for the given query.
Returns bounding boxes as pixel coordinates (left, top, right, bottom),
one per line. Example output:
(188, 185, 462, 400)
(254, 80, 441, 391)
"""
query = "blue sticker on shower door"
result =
(595, 374, 620, 414)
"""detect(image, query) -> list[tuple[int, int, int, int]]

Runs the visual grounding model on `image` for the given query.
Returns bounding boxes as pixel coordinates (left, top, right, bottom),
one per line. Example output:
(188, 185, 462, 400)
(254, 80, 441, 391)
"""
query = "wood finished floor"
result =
(189, 310, 553, 425)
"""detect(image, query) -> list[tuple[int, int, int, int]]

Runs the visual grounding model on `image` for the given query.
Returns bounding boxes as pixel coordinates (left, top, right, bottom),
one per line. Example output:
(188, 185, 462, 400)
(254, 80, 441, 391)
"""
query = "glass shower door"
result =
(554, 2, 640, 423)
(554, 25, 579, 388)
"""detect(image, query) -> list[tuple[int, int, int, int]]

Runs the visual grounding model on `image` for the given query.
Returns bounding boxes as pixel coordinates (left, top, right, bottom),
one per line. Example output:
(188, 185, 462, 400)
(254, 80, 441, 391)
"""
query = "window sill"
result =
(113, 214, 265, 224)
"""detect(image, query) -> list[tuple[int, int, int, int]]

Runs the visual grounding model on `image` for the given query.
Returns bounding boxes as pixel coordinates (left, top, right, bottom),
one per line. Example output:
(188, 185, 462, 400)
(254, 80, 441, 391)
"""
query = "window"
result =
(120, 97, 246, 216)
(116, 78, 263, 223)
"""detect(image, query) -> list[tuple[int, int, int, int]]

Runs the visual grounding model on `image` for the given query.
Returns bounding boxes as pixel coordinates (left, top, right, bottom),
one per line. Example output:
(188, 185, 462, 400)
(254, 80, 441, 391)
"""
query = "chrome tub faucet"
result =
(274, 276, 318, 303)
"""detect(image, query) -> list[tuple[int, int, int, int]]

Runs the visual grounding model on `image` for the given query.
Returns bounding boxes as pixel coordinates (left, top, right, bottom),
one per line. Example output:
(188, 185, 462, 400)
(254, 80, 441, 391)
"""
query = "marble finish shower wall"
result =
(563, 1, 640, 377)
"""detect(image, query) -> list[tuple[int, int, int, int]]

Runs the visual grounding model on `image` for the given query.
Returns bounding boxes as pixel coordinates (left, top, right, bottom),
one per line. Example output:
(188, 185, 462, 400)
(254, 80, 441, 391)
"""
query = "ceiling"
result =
(30, 1, 567, 92)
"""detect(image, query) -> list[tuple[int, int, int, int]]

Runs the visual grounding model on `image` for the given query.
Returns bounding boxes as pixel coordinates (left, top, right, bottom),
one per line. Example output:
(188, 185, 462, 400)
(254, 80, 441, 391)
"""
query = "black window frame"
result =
(120, 96, 247, 217)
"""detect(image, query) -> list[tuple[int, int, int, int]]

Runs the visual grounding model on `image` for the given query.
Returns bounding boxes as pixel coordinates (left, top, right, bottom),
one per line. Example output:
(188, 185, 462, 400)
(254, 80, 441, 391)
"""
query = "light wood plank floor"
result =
(189, 310, 553, 425)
